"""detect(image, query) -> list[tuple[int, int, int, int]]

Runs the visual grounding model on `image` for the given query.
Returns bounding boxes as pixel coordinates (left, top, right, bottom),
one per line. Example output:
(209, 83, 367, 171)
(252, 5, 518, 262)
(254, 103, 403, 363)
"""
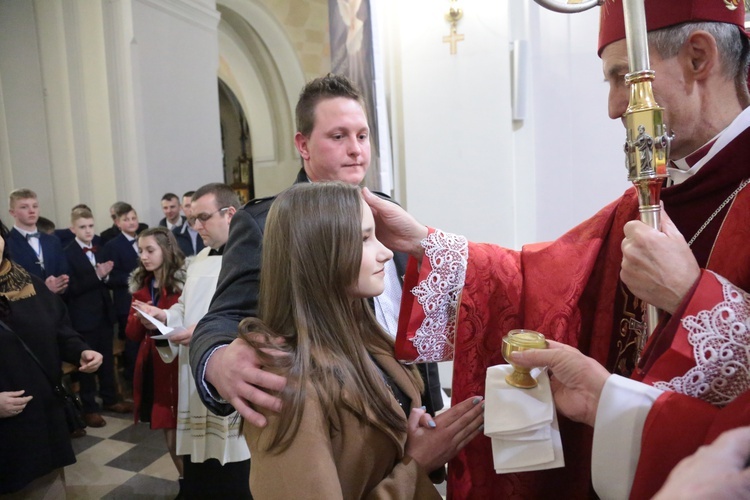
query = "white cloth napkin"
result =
(484, 364, 565, 473)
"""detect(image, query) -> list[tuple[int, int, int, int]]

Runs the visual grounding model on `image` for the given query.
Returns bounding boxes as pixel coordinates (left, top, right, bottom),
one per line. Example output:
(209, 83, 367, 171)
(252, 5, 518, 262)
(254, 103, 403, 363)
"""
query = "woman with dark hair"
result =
(0, 219, 102, 497)
(241, 182, 484, 498)
(126, 226, 186, 480)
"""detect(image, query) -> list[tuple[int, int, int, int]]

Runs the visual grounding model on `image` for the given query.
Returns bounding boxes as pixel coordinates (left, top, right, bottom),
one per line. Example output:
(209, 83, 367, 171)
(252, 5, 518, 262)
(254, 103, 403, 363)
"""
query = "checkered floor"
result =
(62, 372, 452, 498)
(65, 410, 179, 499)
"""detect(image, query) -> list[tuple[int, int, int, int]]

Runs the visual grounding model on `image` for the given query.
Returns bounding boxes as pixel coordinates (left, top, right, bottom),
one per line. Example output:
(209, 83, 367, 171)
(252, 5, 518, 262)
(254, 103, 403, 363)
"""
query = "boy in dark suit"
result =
(54, 204, 103, 248)
(64, 208, 132, 427)
(100, 201, 148, 245)
(102, 202, 142, 382)
(6, 188, 69, 294)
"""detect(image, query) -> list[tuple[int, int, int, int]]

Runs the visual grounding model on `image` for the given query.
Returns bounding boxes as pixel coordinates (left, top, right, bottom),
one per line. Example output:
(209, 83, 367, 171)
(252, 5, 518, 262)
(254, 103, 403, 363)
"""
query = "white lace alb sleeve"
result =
(409, 230, 468, 362)
(653, 272, 750, 406)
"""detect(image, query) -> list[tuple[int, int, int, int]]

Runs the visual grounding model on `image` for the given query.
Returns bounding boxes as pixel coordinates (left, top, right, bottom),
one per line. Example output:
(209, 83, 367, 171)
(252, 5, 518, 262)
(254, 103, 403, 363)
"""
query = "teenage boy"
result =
(64, 208, 132, 427)
(6, 188, 69, 294)
(102, 203, 142, 382)
(101, 201, 148, 245)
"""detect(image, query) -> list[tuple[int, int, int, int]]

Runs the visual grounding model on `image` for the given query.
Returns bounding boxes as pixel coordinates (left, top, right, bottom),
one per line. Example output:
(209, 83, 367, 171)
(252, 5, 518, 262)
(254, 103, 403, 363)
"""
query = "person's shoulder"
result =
(243, 195, 277, 216)
(63, 239, 79, 254)
(39, 231, 63, 249)
(104, 232, 126, 248)
(5, 227, 22, 242)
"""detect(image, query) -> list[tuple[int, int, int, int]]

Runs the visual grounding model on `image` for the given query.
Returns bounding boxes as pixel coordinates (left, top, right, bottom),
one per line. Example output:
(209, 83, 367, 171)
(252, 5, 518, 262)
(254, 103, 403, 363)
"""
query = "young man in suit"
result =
(6, 188, 69, 294)
(102, 202, 143, 382)
(158, 193, 186, 230)
(190, 75, 444, 431)
(173, 191, 205, 257)
(64, 208, 132, 427)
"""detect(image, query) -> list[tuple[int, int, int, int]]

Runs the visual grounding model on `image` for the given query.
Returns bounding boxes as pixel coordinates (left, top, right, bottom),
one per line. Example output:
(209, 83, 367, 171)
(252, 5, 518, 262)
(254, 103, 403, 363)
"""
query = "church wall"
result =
(0, 0, 224, 229)
(384, 0, 519, 247)
(254, 0, 331, 82)
(126, 0, 222, 226)
(0, 0, 61, 225)
(383, 0, 629, 248)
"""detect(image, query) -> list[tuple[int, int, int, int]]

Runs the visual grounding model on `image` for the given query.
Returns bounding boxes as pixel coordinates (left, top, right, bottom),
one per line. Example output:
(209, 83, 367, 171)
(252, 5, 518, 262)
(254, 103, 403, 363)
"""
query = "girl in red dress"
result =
(126, 227, 185, 478)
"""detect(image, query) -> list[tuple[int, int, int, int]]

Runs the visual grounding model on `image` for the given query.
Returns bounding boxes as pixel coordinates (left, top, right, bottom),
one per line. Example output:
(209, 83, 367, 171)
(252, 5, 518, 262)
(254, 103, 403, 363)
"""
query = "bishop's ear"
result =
(681, 29, 719, 80)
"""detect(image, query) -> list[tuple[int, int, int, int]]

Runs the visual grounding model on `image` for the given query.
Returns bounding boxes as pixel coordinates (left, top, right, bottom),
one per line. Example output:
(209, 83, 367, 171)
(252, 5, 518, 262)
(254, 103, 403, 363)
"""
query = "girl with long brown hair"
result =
(127, 227, 186, 482)
(241, 182, 484, 498)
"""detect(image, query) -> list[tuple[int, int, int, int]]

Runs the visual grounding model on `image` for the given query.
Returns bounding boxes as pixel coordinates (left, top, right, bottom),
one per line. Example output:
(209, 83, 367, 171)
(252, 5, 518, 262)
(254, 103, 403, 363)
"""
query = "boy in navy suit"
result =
(65, 208, 132, 427)
(6, 188, 69, 294)
(102, 202, 143, 382)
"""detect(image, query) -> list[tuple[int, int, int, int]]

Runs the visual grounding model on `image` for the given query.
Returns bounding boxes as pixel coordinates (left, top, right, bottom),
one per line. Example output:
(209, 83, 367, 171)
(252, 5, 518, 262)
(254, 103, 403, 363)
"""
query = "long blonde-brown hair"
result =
(239, 182, 422, 451)
(131, 227, 185, 294)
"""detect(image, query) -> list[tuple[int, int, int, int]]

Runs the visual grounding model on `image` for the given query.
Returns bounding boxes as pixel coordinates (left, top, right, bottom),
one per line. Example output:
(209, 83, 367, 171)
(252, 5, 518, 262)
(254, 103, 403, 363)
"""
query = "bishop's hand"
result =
(620, 208, 700, 314)
(361, 188, 428, 259)
(510, 341, 609, 428)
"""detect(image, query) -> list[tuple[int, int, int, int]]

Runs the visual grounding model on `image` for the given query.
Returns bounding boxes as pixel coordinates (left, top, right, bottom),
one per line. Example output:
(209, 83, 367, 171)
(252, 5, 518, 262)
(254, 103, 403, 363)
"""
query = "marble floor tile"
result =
(139, 453, 180, 481)
(102, 474, 178, 499)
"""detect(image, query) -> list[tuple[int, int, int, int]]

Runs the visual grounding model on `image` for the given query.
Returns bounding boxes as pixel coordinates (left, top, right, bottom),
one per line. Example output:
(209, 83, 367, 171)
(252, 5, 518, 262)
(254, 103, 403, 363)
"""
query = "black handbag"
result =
(0, 319, 87, 433)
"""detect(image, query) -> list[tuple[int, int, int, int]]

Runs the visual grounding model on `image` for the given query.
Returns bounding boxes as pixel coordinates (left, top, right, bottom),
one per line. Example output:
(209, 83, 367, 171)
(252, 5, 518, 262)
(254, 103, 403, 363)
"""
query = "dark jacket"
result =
(0, 272, 90, 493)
(63, 241, 116, 331)
(100, 223, 148, 245)
(159, 215, 186, 229)
(54, 229, 102, 248)
(101, 233, 140, 317)
(191, 170, 443, 416)
(173, 223, 205, 257)
(6, 228, 68, 279)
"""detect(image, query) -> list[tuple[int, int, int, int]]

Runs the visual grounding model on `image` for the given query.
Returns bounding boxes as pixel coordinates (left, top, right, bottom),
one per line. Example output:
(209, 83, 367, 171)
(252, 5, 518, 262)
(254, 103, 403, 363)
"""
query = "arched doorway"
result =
(218, 80, 253, 203)
(215, 0, 307, 199)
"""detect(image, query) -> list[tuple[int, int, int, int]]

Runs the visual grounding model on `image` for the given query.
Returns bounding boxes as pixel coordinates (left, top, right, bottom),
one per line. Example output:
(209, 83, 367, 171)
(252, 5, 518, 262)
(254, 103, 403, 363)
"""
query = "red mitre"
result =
(598, 0, 747, 55)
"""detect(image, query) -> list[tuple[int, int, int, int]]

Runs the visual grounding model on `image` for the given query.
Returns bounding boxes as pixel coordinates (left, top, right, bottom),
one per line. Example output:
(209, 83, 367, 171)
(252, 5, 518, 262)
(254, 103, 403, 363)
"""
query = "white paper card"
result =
(132, 306, 186, 339)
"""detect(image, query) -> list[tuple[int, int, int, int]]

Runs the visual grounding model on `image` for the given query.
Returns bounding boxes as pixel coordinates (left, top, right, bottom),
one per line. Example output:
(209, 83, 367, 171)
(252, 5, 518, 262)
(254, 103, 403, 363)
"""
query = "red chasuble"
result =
(396, 126, 750, 499)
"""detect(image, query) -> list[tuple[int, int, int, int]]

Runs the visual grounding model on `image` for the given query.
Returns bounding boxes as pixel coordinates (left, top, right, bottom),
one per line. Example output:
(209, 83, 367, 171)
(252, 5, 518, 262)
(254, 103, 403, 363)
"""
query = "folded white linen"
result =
(484, 364, 565, 473)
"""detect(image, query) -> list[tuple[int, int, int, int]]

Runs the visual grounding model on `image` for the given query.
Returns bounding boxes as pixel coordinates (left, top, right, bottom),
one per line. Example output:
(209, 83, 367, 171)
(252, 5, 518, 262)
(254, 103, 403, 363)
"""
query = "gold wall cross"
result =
(443, 0, 464, 55)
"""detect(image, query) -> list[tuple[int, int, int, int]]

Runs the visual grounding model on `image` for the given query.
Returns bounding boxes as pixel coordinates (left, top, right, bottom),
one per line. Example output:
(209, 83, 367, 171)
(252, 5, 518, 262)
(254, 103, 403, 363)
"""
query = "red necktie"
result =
(83, 246, 96, 254)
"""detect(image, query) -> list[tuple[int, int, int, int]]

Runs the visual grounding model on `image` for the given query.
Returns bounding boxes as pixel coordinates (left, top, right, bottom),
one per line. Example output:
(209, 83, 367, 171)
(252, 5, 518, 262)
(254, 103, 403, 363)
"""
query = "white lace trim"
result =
(409, 230, 468, 362)
(653, 273, 750, 406)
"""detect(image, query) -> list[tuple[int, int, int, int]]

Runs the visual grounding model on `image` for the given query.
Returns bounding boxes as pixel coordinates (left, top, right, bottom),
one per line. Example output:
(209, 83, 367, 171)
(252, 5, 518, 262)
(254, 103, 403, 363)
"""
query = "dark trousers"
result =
(182, 456, 251, 499)
(78, 323, 117, 413)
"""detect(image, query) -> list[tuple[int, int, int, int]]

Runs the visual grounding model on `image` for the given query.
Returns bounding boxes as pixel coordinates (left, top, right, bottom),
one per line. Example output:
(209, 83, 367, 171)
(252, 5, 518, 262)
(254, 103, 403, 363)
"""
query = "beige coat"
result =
(244, 346, 441, 499)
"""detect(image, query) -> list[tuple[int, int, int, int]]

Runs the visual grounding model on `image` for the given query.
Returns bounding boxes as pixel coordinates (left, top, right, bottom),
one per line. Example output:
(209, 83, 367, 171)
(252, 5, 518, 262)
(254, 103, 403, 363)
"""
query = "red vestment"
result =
(396, 125, 750, 498)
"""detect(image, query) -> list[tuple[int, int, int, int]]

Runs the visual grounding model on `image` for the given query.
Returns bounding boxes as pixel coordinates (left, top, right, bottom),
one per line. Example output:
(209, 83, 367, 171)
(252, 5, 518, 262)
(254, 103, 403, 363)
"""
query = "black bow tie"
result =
(25, 232, 40, 241)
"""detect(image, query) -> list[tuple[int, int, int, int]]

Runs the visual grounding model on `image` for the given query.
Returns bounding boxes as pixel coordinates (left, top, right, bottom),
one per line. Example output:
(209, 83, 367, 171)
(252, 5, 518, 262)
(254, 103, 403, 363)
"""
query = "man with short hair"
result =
(190, 74, 444, 428)
(361, 1, 750, 498)
(6, 188, 69, 294)
(100, 201, 147, 245)
(136, 183, 249, 498)
(159, 193, 186, 230)
(54, 204, 102, 247)
(173, 191, 205, 257)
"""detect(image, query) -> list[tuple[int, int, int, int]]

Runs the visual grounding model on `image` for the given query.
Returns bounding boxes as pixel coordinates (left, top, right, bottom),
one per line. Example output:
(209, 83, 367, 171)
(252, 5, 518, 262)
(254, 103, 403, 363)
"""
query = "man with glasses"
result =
(137, 183, 250, 498)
